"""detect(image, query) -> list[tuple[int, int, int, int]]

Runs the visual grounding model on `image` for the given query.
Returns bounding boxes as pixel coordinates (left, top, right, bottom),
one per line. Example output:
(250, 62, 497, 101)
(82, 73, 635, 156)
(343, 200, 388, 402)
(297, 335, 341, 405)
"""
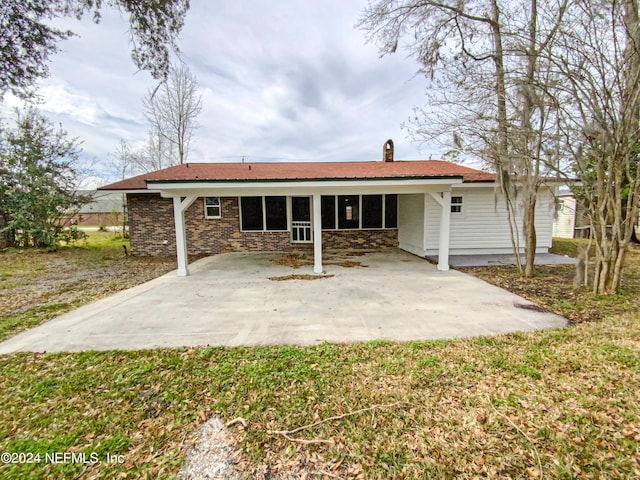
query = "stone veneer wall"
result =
(321, 229, 398, 250)
(127, 193, 398, 256)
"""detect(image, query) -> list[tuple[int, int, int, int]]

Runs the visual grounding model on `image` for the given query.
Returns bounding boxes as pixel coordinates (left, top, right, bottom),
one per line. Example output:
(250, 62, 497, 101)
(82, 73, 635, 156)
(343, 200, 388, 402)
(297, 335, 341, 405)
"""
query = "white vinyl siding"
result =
(426, 187, 555, 255)
(552, 197, 576, 238)
(397, 193, 426, 257)
(398, 187, 555, 256)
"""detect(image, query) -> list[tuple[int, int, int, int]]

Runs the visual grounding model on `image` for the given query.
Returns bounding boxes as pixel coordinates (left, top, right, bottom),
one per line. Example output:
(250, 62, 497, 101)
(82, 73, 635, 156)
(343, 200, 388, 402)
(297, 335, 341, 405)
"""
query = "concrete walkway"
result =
(0, 250, 568, 354)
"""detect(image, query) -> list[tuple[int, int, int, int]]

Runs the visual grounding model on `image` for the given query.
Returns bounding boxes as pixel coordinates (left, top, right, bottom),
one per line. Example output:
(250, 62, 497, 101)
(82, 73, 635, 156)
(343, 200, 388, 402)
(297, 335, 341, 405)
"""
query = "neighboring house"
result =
(72, 190, 124, 227)
(552, 192, 640, 240)
(99, 141, 556, 276)
(553, 194, 578, 239)
(552, 189, 593, 239)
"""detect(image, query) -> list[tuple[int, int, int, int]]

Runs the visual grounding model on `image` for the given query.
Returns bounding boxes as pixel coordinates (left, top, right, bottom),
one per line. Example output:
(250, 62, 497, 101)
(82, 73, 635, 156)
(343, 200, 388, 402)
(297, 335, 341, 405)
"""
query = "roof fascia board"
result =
(96, 188, 162, 194)
(148, 178, 462, 190)
(452, 182, 496, 189)
(150, 178, 463, 198)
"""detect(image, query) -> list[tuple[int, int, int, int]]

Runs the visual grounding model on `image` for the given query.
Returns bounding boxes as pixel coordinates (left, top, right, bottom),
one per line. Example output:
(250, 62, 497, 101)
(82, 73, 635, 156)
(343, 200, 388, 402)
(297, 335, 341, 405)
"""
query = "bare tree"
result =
(359, 0, 568, 277)
(143, 64, 203, 165)
(109, 139, 137, 236)
(552, 0, 640, 293)
(142, 128, 177, 171)
(505, 1, 569, 276)
(123, 128, 177, 174)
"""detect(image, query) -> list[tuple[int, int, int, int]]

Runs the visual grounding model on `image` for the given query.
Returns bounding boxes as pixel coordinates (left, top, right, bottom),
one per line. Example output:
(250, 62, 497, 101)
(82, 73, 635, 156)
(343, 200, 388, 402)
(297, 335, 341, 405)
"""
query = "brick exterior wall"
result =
(127, 193, 398, 256)
(128, 193, 176, 256)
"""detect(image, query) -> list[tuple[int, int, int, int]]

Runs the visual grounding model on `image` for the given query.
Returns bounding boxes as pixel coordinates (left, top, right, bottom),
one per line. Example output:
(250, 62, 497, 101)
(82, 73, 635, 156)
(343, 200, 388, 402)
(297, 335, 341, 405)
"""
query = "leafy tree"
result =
(0, 0, 190, 97)
(0, 107, 88, 248)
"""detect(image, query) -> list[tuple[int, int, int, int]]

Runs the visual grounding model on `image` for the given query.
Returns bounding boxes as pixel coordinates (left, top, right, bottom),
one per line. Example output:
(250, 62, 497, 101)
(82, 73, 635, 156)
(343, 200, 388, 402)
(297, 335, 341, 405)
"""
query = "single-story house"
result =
(69, 190, 125, 227)
(99, 142, 556, 276)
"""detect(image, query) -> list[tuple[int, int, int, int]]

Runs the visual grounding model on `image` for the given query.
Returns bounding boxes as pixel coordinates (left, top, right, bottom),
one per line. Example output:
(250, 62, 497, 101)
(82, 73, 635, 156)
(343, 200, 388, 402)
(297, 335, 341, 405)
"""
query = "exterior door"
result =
(291, 196, 312, 243)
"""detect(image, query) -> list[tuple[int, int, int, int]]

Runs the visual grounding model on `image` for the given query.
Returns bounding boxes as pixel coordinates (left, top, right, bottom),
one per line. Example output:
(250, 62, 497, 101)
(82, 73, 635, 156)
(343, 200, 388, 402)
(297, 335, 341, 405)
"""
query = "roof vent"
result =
(383, 139, 394, 162)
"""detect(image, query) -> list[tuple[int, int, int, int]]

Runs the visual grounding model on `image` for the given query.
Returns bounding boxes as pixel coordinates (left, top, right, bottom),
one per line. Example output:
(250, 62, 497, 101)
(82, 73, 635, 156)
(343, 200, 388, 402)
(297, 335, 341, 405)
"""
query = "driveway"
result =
(0, 249, 567, 353)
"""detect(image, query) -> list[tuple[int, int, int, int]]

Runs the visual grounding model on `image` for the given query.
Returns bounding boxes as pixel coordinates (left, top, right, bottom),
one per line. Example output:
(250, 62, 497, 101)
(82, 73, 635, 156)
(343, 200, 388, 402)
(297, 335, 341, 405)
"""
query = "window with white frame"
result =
(204, 197, 221, 218)
(451, 196, 463, 214)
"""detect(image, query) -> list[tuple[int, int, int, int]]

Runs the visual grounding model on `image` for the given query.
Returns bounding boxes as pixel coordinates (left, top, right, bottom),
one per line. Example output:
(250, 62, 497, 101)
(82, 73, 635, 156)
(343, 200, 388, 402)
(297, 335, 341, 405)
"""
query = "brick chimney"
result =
(382, 139, 394, 162)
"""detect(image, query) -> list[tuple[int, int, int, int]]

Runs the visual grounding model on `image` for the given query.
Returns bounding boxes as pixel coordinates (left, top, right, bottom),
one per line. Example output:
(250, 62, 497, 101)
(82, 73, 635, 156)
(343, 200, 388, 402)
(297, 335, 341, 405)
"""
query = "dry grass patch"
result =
(273, 252, 313, 269)
(0, 232, 176, 341)
(332, 260, 366, 268)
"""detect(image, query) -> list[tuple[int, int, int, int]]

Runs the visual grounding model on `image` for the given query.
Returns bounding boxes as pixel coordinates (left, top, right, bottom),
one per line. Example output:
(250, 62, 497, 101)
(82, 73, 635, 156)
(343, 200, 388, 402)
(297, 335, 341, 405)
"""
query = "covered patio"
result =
(154, 176, 459, 276)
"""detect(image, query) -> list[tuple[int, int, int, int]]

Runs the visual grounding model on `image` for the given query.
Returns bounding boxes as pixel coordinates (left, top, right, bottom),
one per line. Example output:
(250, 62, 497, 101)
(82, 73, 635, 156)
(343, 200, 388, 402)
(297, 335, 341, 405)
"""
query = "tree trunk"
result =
(523, 192, 537, 277)
(490, 0, 525, 274)
(611, 246, 627, 292)
(0, 212, 11, 248)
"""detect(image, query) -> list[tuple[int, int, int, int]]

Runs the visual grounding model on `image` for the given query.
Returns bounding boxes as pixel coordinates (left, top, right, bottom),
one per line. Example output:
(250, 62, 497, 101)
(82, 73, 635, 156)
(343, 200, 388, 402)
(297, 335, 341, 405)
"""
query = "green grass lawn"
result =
(0, 239, 638, 479)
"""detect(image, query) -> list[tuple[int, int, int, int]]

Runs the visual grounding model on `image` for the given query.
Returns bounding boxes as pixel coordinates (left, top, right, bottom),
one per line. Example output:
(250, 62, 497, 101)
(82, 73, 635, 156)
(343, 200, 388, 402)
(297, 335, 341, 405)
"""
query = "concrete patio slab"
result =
(0, 250, 568, 354)
(427, 252, 577, 268)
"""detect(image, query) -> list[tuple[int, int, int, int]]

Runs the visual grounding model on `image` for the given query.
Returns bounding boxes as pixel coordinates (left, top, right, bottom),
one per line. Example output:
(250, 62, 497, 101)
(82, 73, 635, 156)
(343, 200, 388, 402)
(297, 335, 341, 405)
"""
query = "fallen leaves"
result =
(268, 274, 335, 281)
(272, 251, 370, 270)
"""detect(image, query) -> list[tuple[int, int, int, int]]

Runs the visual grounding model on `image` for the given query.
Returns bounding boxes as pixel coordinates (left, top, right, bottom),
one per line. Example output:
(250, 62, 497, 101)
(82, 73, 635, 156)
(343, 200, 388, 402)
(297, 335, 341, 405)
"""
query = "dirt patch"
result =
(515, 303, 549, 313)
(178, 416, 241, 480)
(1, 253, 176, 316)
(268, 274, 335, 281)
(272, 252, 370, 270)
(272, 253, 313, 269)
(332, 260, 366, 268)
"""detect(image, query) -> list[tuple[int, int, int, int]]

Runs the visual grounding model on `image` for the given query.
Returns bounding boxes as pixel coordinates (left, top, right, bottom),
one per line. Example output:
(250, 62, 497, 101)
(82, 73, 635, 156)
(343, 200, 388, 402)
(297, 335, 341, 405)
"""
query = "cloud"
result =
(7, 0, 446, 180)
(37, 83, 106, 127)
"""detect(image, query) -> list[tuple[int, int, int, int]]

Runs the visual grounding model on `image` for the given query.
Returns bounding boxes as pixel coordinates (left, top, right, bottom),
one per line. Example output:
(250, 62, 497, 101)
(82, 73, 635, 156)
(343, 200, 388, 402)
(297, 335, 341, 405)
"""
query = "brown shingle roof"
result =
(99, 160, 495, 190)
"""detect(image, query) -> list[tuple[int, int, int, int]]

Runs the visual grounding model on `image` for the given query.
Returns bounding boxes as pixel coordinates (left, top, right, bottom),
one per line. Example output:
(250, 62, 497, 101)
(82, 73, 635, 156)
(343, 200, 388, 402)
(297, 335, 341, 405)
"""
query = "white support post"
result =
(423, 193, 430, 253)
(428, 192, 451, 271)
(312, 193, 323, 274)
(173, 196, 198, 276)
(437, 191, 451, 271)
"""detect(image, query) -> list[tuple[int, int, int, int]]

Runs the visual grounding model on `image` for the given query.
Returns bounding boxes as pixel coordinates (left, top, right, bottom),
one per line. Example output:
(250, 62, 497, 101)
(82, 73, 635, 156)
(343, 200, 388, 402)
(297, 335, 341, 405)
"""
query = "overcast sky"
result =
(3, 1, 448, 185)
